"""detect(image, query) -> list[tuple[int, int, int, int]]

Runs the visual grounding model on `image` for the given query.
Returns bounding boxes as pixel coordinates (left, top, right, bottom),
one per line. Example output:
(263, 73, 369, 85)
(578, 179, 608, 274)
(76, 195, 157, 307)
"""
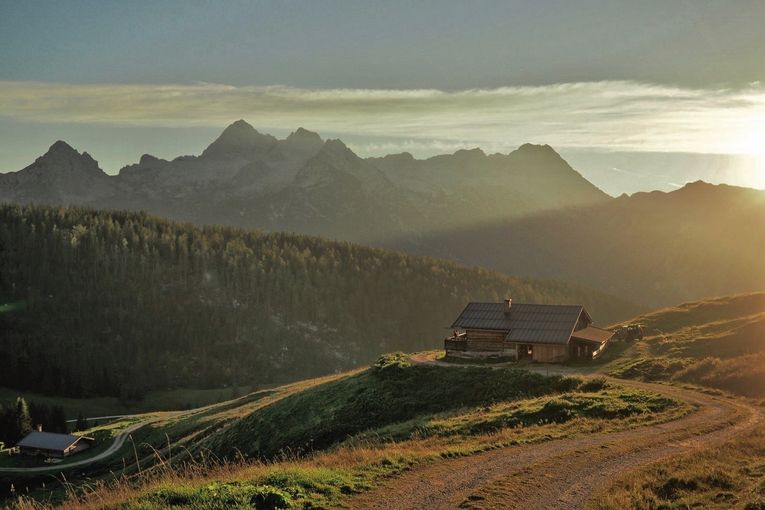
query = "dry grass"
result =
(589, 427, 765, 509)
(4, 383, 685, 510)
(608, 293, 765, 397)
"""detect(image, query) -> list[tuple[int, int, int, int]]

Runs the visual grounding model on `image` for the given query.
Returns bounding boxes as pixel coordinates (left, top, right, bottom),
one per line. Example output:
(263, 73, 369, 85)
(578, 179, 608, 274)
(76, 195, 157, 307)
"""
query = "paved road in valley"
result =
(0, 419, 151, 474)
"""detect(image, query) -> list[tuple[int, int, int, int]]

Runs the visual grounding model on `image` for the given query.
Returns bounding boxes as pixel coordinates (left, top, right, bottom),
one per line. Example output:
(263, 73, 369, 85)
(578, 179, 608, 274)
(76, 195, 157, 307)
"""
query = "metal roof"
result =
(451, 302, 585, 345)
(571, 326, 614, 344)
(16, 431, 85, 452)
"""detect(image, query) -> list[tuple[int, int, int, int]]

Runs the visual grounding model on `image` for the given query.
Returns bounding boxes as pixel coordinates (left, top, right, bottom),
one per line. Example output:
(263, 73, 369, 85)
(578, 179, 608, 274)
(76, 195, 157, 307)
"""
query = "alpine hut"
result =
(445, 299, 613, 362)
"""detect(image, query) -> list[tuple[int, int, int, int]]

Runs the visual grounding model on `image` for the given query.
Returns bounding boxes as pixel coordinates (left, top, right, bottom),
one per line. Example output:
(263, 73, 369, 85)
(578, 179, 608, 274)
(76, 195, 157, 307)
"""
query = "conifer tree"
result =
(13, 397, 32, 442)
(75, 412, 88, 432)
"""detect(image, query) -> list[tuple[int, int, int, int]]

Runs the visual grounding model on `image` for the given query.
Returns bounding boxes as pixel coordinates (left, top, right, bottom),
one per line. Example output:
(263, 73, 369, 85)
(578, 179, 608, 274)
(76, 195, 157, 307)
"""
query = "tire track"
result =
(344, 376, 761, 510)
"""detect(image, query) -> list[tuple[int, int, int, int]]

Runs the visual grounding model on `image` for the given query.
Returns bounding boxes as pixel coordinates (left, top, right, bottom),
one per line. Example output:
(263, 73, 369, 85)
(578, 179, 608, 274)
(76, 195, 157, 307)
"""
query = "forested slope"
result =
(0, 205, 637, 398)
(396, 182, 765, 307)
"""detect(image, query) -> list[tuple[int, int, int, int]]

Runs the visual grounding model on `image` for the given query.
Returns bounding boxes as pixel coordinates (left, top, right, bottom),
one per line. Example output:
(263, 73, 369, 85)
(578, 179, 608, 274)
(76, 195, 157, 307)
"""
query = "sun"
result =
(731, 125, 765, 189)
(755, 157, 765, 190)
(742, 152, 765, 190)
(749, 144, 765, 190)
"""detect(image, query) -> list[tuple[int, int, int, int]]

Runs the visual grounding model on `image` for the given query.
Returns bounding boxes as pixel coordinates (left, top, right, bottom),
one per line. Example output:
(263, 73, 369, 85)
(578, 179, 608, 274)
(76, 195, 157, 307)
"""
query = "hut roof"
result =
(450, 302, 590, 345)
(571, 325, 614, 344)
(16, 431, 90, 452)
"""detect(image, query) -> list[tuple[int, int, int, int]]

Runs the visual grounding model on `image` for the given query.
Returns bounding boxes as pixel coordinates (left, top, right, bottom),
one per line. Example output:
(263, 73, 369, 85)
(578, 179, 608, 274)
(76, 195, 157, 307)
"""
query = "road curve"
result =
(0, 419, 151, 474)
(344, 358, 762, 510)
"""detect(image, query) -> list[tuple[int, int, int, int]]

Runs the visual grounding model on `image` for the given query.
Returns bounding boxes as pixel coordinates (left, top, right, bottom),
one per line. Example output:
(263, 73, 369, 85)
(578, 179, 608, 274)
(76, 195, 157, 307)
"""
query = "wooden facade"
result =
(446, 301, 613, 363)
(446, 329, 517, 359)
(16, 431, 94, 458)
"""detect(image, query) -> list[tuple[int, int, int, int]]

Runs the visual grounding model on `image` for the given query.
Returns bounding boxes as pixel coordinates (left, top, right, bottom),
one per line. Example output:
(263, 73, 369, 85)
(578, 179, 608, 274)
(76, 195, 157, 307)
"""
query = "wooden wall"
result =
(447, 329, 575, 362)
(532, 344, 569, 363)
(570, 339, 608, 360)
(575, 312, 591, 331)
(465, 329, 506, 352)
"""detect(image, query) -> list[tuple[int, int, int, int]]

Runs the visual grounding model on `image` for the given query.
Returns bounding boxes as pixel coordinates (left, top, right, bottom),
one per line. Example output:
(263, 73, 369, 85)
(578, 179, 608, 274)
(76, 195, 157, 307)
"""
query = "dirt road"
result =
(346, 357, 762, 509)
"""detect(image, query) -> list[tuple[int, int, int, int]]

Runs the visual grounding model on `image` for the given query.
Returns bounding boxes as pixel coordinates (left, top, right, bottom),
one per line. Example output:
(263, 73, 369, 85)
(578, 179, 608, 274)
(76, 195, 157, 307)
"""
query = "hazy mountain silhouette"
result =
(0, 141, 113, 204)
(0, 120, 608, 243)
(392, 181, 765, 307)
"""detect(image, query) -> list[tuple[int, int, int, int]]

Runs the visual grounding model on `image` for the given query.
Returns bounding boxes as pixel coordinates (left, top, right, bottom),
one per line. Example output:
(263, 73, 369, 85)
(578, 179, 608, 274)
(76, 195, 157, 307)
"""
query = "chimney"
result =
(36, 424, 42, 432)
(504, 298, 512, 315)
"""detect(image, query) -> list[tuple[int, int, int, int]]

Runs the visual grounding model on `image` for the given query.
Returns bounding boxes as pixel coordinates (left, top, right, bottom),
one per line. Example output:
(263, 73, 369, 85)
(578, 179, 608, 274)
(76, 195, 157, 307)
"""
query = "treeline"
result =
(0, 397, 67, 446)
(0, 205, 638, 399)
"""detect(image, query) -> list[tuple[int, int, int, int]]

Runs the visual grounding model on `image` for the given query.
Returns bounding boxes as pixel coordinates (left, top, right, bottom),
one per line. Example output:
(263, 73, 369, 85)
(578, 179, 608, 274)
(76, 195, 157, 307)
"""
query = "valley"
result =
(3, 4, 764, 508)
(1, 292, 764, 508)
(1, 133, 764, 509)
(1, 310, 762, 509)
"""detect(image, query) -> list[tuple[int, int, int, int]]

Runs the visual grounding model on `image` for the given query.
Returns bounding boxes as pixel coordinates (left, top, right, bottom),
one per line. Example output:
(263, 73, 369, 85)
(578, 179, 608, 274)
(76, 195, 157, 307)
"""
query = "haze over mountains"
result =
(2, 120, 764, 309)
(0, 120, 607, 242)
(405, 181, 765, 307)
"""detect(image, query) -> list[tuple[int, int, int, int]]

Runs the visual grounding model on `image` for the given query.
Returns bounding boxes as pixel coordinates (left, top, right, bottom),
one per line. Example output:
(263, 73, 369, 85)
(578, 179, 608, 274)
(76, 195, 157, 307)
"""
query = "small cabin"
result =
(16, 429, 94, 458)
(445, 299, 613, 362)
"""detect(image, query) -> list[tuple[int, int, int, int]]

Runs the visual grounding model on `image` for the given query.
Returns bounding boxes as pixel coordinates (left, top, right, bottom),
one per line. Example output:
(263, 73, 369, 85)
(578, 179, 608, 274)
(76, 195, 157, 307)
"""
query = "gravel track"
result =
(345, 361, 762, 510)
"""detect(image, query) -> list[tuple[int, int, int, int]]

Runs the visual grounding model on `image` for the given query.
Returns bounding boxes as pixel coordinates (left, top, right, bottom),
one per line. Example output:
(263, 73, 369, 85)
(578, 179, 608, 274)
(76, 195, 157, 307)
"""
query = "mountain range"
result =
(0, 120, 607, 243)
(2, 120, 764, 308)
(403, 181, 765, 307)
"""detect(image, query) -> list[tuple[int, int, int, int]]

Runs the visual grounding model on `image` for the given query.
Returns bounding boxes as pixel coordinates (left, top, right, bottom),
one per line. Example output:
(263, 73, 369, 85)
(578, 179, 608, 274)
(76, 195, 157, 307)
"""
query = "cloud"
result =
(1, 80, 764, 155)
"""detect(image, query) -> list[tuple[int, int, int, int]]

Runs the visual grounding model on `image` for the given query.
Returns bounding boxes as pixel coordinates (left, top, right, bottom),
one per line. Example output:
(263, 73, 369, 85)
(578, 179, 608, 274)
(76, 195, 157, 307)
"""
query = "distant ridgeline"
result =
(2, 122, 764, 309)
(0, 122, 609, 247)
(0, 205, 637, 398)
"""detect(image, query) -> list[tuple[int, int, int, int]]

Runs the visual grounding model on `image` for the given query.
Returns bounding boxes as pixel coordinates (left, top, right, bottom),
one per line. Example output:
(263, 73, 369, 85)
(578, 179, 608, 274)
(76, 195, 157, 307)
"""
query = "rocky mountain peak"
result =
(380, 152, 415, 163)
(139, 154, 165, 166)
(47, 140, 78, 156)
(453, 147, 486, 160)
(36, 141, 100, 173)
(201, 119, 277, 159)
(516, 143, 559, 156)
(222, 119, 256, 136)
(673, 180, 737, 199)
(509, 143, 572, 172)
(320, 139, 352, 155)
(287, 127, 323, 143)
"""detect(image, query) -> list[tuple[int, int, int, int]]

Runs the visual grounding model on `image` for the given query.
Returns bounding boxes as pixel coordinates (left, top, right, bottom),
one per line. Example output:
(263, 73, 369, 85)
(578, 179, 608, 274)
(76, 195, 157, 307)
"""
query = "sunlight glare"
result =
(731, 119, 765, 189)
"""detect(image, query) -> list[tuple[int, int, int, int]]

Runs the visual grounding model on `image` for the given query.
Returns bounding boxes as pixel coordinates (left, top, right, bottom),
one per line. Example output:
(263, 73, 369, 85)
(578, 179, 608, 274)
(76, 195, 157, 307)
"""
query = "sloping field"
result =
(609, 293, 765, 397)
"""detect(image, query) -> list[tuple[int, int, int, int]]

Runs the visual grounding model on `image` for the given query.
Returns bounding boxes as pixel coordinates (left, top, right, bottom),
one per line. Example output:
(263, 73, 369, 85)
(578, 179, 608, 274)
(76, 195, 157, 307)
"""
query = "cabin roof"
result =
(16, 431, 89, 452)
(450, 302, 587, 345)
(571, 325, 614, 344)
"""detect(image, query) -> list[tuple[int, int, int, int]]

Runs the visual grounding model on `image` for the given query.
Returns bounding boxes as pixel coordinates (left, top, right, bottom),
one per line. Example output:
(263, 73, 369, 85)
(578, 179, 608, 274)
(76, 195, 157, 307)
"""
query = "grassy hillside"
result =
(202, 353, 586, 459)
(0, 204, 638, 399)
(592, 294, 765, 510)
(5, 357, 683, 509)
(608, 293, 765, 397)
(592, 426, 765, 510)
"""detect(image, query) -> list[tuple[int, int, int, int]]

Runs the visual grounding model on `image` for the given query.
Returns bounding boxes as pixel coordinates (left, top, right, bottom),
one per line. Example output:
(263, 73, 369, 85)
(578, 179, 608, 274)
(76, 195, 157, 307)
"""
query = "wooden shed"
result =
(445, 299, 613, 362)
(16, 430, 94, 458)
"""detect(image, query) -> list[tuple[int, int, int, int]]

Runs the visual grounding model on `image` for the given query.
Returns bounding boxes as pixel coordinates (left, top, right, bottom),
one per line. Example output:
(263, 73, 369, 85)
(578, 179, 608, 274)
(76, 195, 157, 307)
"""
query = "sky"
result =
(1, 0, 764, 193)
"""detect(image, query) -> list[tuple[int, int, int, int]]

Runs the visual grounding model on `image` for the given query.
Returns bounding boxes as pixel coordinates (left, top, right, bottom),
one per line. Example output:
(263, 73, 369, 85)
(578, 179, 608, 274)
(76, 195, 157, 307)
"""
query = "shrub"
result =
(373, 352, 412, 374)
(579, 377, 609, 392)
(674, 357, 720, 383)
(655, 477, 698, 500)
(250, 485, 293, 510)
